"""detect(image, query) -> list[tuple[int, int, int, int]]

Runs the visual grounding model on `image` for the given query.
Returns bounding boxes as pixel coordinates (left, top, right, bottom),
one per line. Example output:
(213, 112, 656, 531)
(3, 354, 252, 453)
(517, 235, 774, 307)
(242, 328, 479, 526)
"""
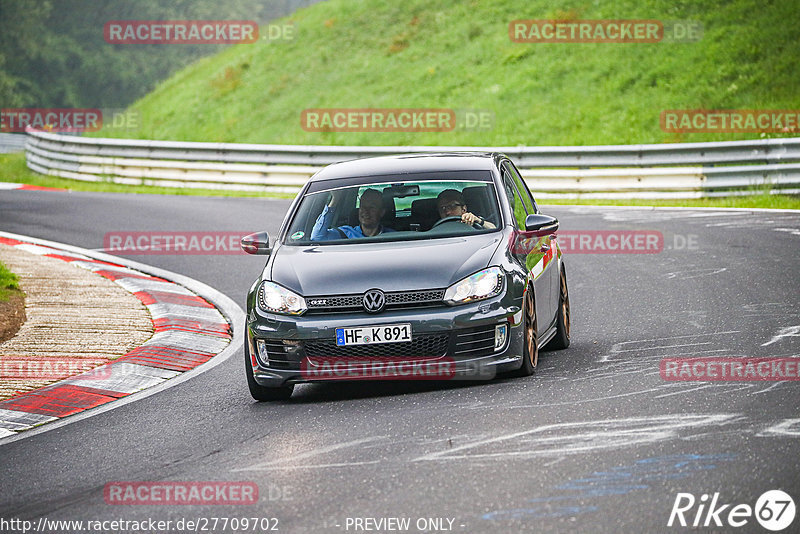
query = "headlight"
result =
(444, 266, 504, 305)
(258, 281, 307, 315)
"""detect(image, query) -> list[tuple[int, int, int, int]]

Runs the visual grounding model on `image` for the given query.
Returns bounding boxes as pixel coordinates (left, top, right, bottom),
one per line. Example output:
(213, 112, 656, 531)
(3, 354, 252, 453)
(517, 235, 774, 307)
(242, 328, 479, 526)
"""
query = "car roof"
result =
(308, 152, 505, 183)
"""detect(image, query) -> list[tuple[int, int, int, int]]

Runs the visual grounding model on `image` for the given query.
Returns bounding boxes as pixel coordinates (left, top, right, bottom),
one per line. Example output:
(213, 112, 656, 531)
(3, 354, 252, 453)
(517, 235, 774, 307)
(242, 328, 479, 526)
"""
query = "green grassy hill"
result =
(98, 0, 800, 146)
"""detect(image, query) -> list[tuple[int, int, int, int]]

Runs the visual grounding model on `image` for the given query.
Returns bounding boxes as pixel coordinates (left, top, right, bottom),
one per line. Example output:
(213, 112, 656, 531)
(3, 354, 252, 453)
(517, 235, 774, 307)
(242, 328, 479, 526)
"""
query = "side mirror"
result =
(241, 231, 271, 255)
(524, 214, 559, 235)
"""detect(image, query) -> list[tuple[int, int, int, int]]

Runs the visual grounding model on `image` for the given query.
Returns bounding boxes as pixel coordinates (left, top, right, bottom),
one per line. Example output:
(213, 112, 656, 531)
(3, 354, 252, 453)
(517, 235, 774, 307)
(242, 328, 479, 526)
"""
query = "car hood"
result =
(270, 233, 503, 296)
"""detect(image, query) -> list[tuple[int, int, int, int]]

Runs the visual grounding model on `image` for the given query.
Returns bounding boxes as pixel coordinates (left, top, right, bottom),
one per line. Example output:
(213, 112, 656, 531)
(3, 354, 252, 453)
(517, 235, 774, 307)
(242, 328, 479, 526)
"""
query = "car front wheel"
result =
(509, 286, 538, 377)
(545, 266, 570, 350)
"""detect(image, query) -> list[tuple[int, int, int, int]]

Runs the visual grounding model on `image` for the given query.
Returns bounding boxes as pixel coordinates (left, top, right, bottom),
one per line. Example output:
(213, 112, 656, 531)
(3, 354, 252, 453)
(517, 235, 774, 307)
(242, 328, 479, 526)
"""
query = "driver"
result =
(311, 188, 395, 240)
(436, 189, 496, 229)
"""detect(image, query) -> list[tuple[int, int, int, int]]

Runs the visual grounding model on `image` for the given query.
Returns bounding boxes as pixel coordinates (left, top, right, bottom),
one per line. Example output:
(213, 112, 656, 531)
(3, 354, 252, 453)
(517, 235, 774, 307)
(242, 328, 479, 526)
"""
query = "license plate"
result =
(336, 324, 412, 346)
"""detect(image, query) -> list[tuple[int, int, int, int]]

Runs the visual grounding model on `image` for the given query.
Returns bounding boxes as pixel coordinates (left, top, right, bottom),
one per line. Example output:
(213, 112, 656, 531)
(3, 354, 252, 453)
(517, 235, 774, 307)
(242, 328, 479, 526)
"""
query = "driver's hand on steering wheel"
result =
(461, 212, 495, 229)
(461, 212, 481, 226)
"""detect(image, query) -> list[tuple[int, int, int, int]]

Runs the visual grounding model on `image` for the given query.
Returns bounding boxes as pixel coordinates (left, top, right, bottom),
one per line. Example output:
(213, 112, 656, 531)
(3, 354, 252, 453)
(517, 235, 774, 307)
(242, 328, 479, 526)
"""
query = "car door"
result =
(504, 160, 559, 327)
(501, 163, 554, 333)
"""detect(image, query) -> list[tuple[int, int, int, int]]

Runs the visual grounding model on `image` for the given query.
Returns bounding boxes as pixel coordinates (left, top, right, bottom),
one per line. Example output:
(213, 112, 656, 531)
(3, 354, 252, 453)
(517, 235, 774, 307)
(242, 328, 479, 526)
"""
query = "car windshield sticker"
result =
(290, 231, 305, 240)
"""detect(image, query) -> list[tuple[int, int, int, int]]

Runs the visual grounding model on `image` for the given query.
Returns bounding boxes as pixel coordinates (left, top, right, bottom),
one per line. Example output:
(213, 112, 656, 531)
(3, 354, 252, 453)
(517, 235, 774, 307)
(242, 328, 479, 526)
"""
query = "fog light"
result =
(495, 324, 508, 350)
(256, 339, 269, 365)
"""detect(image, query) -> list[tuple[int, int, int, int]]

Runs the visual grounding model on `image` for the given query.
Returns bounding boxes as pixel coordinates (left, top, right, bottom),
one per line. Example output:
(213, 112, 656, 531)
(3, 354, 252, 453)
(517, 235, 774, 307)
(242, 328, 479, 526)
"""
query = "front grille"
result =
(304, 333, 449, 359)
(257, 324, 503, 371)
(385, 290, 444, 306)
(305, 289, 445, 314)
(453, 324, 498, 357)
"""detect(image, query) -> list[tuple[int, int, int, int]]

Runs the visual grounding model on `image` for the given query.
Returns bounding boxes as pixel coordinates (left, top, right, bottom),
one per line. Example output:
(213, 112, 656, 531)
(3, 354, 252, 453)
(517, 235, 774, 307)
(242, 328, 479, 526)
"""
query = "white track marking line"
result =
(233, 436, 388, 472)
(413, 414, 738, 461)
(762, 325, 800, 346)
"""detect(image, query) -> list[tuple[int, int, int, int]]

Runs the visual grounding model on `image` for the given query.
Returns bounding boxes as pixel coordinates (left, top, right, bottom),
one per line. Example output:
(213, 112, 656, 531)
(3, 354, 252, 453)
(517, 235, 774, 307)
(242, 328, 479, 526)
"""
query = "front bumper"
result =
(247, 296, 524, 387)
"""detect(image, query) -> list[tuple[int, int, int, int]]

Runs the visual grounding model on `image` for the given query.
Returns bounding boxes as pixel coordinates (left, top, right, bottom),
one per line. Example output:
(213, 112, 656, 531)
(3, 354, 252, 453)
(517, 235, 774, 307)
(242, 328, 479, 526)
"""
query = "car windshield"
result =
(283, 173, 501, 245)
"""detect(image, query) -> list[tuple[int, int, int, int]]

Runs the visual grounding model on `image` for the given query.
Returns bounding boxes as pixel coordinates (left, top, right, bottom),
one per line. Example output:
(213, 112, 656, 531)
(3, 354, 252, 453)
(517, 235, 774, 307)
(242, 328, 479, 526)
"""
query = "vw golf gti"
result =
(241, 153, 570, 400)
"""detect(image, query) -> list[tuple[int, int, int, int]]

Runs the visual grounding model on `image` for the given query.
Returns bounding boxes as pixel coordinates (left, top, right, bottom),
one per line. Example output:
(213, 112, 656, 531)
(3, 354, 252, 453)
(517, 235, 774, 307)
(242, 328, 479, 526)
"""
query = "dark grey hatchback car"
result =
(241, 153, 570, 400)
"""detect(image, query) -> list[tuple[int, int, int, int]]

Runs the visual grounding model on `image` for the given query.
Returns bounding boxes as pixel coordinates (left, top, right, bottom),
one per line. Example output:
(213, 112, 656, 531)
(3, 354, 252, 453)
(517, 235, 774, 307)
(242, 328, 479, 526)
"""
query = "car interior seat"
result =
(410, 198, 439, 231)
(380, 193, 397, 229)
(462, 185, 492, 224)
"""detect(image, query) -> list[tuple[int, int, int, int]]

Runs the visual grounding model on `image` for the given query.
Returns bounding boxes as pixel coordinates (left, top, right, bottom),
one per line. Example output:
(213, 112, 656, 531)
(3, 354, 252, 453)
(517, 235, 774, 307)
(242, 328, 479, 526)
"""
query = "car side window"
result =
(503, 161, 538, 214)
(502, 168, 528, 229)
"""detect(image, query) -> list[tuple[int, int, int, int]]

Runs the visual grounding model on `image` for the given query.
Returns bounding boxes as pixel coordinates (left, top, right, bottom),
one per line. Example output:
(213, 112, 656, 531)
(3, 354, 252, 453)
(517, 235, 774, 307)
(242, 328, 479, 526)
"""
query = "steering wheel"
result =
(431, 216, 483, 230)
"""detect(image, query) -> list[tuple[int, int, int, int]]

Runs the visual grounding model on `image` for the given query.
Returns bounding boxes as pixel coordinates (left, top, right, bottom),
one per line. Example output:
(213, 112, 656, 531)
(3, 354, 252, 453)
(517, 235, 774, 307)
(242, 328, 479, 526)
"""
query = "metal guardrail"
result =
(0, 133, 27, 154)
(23, 128, 800, 198)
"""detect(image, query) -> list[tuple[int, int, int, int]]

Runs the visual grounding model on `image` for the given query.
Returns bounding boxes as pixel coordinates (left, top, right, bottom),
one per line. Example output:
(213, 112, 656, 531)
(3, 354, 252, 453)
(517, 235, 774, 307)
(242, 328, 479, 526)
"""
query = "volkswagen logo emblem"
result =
(363, 289, 385, 313)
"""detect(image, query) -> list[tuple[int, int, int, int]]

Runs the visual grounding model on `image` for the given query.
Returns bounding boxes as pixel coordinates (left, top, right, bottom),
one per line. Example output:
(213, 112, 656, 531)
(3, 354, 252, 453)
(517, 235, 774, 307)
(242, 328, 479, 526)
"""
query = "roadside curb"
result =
(0, 231, 245, 444)
(0, 183, 66, 192)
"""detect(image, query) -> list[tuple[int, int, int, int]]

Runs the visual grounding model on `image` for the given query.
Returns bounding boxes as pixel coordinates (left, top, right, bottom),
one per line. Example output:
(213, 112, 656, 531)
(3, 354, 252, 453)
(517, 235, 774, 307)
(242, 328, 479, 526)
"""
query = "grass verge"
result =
(0, 261, 22, 302)
(94, 0, 800, 147)
(0, 260, 26, 343)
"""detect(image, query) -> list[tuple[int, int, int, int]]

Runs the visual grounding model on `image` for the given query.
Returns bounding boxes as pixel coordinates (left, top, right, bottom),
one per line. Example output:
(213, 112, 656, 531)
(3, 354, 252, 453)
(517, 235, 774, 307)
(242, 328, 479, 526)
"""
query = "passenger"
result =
(311, 188, 396, 240)
(436, 189, 496, 229)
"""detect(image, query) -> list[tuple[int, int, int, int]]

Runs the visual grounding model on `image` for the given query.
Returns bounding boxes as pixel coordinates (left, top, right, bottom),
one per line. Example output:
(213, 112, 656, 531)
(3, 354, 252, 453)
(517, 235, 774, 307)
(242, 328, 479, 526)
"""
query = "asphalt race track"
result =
(1, 189, 799, 533)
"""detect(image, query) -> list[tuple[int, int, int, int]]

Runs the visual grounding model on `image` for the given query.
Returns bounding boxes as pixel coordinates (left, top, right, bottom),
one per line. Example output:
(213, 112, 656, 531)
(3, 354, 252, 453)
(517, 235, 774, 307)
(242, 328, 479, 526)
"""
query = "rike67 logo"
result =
(668, 490, 795, 531)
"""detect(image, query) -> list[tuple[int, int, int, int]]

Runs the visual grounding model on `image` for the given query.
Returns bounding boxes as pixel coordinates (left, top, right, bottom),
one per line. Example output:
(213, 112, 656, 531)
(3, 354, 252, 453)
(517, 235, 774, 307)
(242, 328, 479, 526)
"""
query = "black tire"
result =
(509, 286, 538, 377)
(245, 340, 294, 401)
(545, 266, 571, 350)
